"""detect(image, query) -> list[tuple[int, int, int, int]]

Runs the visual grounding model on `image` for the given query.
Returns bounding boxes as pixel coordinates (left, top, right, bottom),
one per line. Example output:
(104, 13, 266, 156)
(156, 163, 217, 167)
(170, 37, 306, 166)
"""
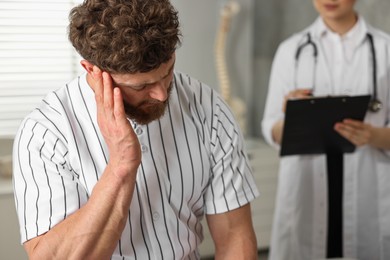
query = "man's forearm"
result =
(25, 165, 137, 260)
(214, 231, 258, 260)
(208, 204, 258, 260)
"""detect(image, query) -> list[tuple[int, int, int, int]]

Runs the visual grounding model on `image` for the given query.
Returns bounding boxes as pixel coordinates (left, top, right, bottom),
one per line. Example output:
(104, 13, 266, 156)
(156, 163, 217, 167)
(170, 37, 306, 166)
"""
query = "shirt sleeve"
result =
(13, 116, 88, 243)
(203, 92, 259, 214)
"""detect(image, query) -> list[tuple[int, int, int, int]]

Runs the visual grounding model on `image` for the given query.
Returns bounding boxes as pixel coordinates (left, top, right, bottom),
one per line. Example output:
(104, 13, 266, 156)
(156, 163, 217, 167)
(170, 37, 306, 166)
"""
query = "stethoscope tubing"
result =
(294, 32, 382, 112)
(367, 33, 377, 100)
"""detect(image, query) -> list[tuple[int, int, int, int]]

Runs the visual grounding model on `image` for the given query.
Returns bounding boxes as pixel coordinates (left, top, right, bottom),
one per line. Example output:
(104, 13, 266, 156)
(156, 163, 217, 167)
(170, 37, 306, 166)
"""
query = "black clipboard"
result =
(280, 95, 371, 156)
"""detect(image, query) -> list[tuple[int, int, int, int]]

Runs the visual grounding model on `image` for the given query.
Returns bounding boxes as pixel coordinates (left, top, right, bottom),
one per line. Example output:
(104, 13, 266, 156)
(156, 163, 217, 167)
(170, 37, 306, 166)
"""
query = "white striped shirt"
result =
(13, 71, 259, 259)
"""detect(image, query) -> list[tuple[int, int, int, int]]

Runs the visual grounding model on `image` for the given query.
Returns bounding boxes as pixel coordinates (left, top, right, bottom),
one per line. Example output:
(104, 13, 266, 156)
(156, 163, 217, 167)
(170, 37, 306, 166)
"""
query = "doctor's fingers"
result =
(341, 119, 373, 139)
(286, 89, 313, 99)
(341, 118, 366, 128)
(334, 122, 371, 146)
(282, 89, 313, 112)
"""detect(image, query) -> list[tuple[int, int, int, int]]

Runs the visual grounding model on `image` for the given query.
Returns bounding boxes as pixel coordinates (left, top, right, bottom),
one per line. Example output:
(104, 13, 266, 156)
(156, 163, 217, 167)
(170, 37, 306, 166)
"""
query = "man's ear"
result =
(80, 60, 103, 80)
(80, 60, 94, 74)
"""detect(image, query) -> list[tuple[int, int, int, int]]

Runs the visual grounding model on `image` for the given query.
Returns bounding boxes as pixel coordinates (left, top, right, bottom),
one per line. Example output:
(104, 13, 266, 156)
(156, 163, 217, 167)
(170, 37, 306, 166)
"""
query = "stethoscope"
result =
(294, 32, 382, 112)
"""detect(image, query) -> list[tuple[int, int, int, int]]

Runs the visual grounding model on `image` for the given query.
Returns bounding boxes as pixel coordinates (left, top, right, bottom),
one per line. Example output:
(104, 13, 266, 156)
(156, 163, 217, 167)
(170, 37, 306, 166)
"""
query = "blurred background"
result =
(1, 0, 389, 259)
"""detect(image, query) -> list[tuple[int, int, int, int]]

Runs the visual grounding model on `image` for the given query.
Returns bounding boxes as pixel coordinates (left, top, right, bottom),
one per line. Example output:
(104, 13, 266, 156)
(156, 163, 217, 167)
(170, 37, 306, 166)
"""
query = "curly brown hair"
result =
(68, 0, 181, 73)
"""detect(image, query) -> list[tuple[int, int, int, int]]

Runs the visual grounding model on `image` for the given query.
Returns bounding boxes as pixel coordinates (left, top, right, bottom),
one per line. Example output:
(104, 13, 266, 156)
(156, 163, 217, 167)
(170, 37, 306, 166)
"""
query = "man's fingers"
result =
(102, 72, 114, 112)
(92, 66, 105, 120)
(113, 87, 126, 120)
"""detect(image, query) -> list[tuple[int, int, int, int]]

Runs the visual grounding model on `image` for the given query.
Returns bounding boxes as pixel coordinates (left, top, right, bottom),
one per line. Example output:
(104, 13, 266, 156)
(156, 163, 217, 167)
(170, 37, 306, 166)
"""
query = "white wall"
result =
(0, 191, 28, 260)
(0, 138, 27, 259)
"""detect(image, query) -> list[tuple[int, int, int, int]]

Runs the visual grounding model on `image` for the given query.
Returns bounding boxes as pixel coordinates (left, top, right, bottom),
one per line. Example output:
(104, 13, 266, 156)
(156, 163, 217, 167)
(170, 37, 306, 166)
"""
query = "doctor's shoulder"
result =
(367, 24, 390, 44)
(273, 28, 311, 60)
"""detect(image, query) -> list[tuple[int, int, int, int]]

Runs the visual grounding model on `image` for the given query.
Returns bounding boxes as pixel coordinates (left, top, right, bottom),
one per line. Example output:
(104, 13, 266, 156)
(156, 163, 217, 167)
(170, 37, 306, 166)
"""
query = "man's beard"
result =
(124, 85, 172, 125)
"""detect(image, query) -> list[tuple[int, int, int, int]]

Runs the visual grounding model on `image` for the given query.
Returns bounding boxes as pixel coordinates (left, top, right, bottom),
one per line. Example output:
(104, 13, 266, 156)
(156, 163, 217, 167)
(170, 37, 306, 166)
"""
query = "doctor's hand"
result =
(334, 119, 373, 147)
(283, 88, 312, 112)
(91, 67, 141, 180)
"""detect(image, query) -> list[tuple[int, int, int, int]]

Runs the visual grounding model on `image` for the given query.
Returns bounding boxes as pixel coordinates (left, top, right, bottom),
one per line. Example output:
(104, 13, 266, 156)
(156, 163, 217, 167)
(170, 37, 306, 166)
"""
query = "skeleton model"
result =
(215, 1, 247, 135)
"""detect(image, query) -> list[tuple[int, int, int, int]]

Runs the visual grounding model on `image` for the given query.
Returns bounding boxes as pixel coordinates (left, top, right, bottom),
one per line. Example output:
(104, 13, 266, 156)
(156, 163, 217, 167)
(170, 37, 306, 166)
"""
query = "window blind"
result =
(0, 0, 83, 138)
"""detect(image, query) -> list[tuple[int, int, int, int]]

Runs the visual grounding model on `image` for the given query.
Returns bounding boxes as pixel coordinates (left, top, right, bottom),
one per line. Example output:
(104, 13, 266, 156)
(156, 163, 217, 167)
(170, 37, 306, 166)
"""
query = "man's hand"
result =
(91, 67, 141, 179)
(23, 68, 142, 259)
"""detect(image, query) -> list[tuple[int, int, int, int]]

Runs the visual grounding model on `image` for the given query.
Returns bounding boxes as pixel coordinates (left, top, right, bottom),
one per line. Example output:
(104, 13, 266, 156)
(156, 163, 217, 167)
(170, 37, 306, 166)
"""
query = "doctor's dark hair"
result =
(68, 0, 181, 73)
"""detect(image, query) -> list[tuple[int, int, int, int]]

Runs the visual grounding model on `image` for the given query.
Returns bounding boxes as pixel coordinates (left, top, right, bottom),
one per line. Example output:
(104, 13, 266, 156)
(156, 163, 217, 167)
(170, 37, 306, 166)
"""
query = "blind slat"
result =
(1, 0, 72, 2)
(1, 34, 68, 42)
(0, 19, 68, 26)
(0, 3, 74, 11)
(0, 26, 65, 34)
(0, 10, 68, 19)
(0, 57, 76, 66)
(0, 80, 78, 88)
(0, 43, 71, 49)
(0, 73, 76, 81)
(0, 50, 75, 58)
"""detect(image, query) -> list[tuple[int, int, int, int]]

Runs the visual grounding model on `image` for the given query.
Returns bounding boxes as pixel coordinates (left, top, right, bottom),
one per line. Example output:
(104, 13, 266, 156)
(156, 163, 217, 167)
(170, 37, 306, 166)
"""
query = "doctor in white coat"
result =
(262, 0, 390, 259)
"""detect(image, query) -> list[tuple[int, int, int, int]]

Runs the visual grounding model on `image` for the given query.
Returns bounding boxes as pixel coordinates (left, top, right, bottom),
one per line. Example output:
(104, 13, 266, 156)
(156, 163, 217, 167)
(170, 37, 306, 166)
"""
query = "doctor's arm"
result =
(23, 70, 141, 259)
(271, 89, 314, 145)
(206, 203, 258, 260)
(335, 54, 390, 150)
(262, 40, 313, 147)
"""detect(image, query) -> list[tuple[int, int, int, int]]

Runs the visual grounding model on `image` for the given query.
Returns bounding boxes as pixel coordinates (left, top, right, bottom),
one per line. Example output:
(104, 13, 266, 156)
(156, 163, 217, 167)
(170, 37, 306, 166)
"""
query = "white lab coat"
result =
(262, 17, 390, 260)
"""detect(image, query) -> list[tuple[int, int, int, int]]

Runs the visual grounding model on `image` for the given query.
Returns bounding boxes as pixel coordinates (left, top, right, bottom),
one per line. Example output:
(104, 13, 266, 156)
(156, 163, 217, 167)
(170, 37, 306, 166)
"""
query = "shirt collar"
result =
(312, 15, 368, 46)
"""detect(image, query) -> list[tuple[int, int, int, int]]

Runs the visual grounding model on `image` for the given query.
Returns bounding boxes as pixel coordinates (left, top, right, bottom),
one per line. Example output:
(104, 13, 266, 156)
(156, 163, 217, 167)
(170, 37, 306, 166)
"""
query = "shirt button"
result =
(135, 128, 143, 135)
(141, 145, 148, 153)
(152, 212, 160, 221)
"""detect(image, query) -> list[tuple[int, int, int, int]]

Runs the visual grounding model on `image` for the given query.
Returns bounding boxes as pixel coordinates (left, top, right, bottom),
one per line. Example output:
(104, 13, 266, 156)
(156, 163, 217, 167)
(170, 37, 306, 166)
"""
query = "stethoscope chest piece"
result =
(369, 99, 382, 112)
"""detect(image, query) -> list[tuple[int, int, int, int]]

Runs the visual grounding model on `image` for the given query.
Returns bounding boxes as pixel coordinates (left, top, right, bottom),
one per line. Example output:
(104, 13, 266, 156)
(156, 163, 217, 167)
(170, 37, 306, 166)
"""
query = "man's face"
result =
(110, 55, 176, 125)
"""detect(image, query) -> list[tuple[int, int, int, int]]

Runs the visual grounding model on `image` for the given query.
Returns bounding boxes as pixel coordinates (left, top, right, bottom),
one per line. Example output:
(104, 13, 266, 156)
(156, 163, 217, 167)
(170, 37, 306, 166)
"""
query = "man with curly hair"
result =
(12, 0, 259, 259)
